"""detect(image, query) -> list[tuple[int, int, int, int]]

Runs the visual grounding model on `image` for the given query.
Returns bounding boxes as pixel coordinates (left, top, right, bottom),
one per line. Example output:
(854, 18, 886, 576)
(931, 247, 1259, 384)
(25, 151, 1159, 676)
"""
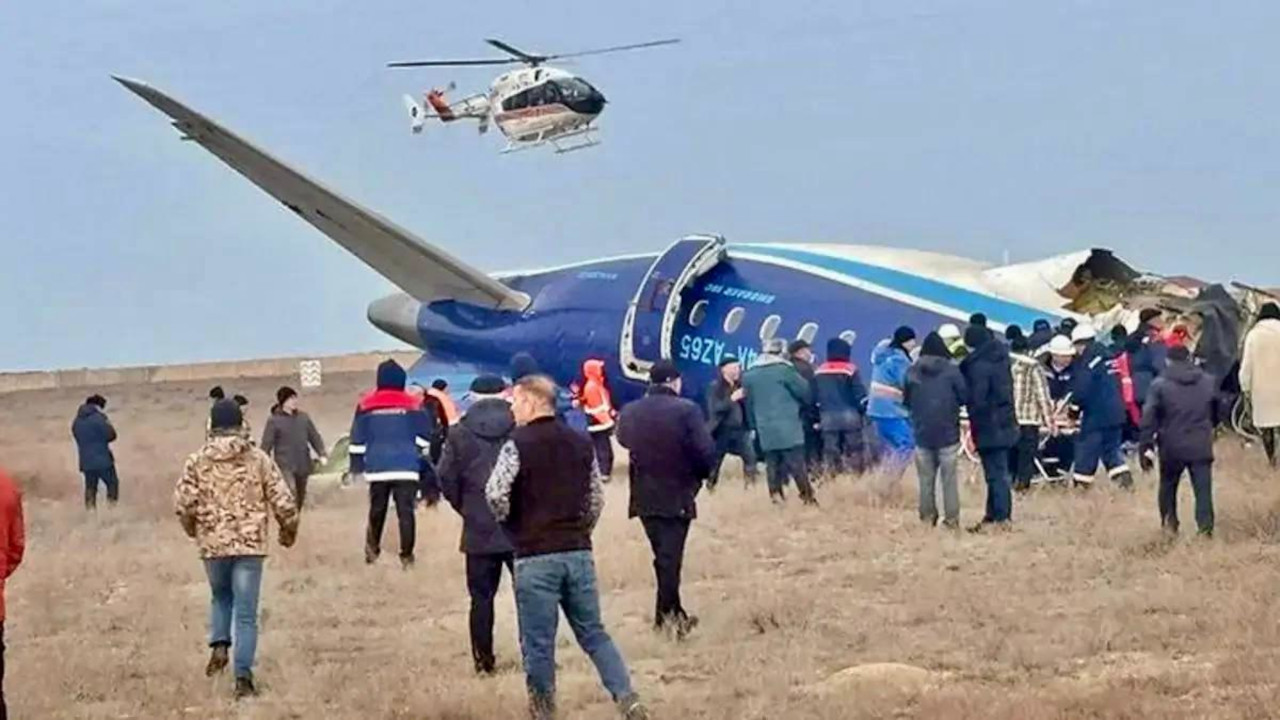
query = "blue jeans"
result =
(872, 417, 915, 477)
(979, 449, 1012, 523)
(514, 551, 633, 705)
(915, 444, 960, 524)
(204, 556, 264, 678)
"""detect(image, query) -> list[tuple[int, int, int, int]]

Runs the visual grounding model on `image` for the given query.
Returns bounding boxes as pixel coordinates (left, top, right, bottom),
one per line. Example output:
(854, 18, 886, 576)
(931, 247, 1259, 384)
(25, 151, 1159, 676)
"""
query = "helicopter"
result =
(388, 37, 679, 154)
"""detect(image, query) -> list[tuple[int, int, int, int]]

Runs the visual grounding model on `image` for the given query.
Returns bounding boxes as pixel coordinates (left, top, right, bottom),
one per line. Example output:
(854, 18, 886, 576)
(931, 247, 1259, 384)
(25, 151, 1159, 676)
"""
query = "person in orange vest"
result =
(0, 469, 24, 719)
(580, 359, 617, 481)
(429, 379, 461, 427)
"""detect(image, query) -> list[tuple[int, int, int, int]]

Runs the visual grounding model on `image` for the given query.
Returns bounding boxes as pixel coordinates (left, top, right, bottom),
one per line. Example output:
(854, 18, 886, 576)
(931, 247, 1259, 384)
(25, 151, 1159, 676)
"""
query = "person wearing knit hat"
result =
(868, 327, 918, 478)
(969, 313, 988, 328)
(705, 355, 760, 489)
(437, 373, 518, 675)
(814, 336, 869, 475)
(261, 386, 327, 510)
(176, 397, 298, 699)
(351, 359, 441, 569)
(905, 332, 968, 527)
(742, 337, 818, 504)
(787, 341, 822, 473)
(959, 323, 1020, 529)
(1028, 319, 1055, 352)
(1069, 323, 1134, 489)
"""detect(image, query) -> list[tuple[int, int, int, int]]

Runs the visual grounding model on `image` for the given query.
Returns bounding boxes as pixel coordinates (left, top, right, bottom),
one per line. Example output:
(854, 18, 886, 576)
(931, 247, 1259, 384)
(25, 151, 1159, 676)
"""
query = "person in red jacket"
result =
(0, 469, 25, 720)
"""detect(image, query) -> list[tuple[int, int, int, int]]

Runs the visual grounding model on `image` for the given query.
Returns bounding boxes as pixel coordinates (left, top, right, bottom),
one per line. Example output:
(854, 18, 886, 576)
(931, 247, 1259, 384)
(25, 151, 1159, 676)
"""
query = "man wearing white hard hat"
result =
(1038, 335, 1078, 480)
(938, 323, 966, 360)
(1068, 324, 1134, 488)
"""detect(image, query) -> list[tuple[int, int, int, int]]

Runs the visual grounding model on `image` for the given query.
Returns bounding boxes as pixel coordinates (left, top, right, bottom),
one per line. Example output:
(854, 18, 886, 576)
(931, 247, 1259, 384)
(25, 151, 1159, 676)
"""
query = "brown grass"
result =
(3, 375, 1280, 718)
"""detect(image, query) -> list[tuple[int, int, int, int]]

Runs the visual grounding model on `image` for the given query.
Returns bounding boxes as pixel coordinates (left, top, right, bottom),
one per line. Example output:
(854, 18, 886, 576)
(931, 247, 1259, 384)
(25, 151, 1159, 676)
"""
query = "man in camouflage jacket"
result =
(175, 399, 299, 699)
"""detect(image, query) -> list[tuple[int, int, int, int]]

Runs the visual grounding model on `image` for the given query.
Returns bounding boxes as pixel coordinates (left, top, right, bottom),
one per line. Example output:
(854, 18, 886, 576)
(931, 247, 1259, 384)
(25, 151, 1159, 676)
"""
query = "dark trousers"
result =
(804, 427, 823, 472)
(1008, 425, 1040, 489)
(821, 429, 865, 475)
(709, 430, 758, 487)
(1, 622, 6, 720)
(466, 552, 514, 673)
(979, 449, 1013, 523)
(288, 472, 310, 510)
(1041, 435, 1074, 479)
(1263, 428, 1278, 467)
(366, 481, 418, 559)
(763, 447, 815, 501)
(640, 516, 692, 625)
(1158, 459, 1214, 534)
(83, 466, 120, 509)
(590, 429, 615, 479)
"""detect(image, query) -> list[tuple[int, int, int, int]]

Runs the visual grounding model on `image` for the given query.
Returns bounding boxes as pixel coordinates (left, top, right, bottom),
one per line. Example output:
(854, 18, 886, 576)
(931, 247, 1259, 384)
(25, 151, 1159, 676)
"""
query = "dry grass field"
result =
(3, 373, 1280, 719)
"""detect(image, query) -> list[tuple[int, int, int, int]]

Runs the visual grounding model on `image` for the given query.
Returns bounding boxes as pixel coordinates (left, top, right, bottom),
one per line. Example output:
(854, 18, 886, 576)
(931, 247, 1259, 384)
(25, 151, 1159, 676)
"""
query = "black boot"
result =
(234, 674, 257, 700)
(205, 643, 229, 677)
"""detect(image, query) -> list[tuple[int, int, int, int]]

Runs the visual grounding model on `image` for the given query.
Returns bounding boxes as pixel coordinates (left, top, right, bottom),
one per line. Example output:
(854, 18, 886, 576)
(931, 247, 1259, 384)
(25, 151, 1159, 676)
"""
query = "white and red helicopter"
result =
(388, 38, 679, 154)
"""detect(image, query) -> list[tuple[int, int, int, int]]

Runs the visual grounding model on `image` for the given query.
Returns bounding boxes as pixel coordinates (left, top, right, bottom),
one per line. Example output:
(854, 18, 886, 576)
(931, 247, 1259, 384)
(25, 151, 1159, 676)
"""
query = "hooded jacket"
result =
(174, 435, 299, 559)
(742, 353, 812, 452)
(1071, 341, 1128, 433)
(438, 398, 517, 555)
(350, 363, 438, 490)
(813, 360, 868, 432)
(1240, 318, 1280, 428)
(1127, 324, 1168, 406)
(618, 386, 717, 519)
(960, 337, 1020, 451)
(905, 355, 969, 450)
(579, 359, 616, 433)
(261, 407, 326, 477)
(1140, 360, 1219, 463)
(868, 340, 912, 420)
(72, 403, 117, 472)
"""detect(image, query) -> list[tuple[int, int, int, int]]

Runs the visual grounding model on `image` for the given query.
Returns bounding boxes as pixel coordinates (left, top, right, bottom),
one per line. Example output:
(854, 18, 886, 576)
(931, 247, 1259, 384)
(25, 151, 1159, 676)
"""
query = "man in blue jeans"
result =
(175, 399, 299, 699)
(486, 375, 647, 720)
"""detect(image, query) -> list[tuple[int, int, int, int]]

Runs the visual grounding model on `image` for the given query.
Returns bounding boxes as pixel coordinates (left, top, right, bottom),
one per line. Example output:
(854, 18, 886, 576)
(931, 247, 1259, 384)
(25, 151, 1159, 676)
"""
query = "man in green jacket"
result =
(743, 339, 818, 505)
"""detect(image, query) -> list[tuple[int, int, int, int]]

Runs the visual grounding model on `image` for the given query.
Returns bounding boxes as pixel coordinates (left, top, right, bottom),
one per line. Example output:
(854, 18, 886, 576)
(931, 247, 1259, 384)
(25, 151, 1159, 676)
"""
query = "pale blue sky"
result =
(3, 1, 1278, 370)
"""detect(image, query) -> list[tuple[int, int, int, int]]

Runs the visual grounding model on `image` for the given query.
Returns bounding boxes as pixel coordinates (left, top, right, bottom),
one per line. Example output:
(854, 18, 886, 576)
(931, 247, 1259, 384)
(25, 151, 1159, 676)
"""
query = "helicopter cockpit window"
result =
(542, 82, 561, 104)
(502, 90, 529, 112)
(555, 78, 595, 102)
(527, 84, 545, 107)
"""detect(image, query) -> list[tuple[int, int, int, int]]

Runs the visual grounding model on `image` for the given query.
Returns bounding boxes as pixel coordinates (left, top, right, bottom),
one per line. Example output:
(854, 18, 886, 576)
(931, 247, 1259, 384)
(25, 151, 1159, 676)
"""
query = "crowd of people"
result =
(43, 301, 1280, 718)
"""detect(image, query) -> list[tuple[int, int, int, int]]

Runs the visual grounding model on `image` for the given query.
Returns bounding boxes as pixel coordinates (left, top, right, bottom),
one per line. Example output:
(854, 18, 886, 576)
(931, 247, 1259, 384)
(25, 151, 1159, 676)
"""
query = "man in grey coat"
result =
(261, 387, 327, 510)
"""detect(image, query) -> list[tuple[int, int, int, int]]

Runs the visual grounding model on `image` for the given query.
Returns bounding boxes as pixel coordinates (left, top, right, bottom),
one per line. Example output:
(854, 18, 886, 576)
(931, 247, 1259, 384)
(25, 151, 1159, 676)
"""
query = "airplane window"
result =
(839, 330, 857, 346)
(724, 307, 746, 334)
(759, 314, 782, 341)
(689, 300, 708, 327)
(798, 322, 819, 344)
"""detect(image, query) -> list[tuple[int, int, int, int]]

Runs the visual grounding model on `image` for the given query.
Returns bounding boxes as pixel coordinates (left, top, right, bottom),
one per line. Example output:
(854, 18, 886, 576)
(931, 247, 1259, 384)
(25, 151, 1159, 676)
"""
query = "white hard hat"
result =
(1047, 335, 1076, 357)
(1070, 324, 1097, 344)
(938, 323, 962, 340)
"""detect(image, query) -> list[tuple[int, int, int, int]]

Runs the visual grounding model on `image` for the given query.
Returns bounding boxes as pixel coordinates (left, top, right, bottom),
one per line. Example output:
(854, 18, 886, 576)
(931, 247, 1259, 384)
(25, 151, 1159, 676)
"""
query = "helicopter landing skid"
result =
(502, 125, 600, 155)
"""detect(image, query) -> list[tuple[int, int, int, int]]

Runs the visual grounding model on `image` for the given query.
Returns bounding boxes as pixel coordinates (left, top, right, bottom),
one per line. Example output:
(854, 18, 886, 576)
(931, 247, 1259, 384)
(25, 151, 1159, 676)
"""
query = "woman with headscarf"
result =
(1241, 302, 1280, 467)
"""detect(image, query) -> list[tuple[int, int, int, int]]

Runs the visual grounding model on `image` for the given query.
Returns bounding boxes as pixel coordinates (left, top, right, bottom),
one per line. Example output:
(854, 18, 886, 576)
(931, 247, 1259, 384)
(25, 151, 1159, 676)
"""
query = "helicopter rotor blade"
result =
(386, 58, 520, 68)
(484, 38, 547, 64)
(545, 38, 681, 61)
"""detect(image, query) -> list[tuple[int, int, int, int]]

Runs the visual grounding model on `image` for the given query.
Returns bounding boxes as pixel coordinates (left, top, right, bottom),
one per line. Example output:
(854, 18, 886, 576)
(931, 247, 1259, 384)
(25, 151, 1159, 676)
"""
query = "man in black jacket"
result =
(960, 326, 1020, 529)
(813, 338, 869, 475)
(71, 394, 119, 509)
(789, 340, 823, 472)
(618, 360, 717, 639)
(905, 333, 969, 527)
(1139, 345, 1219, 536)
(439, 375, 517, 675)
(485, 375, 645, 719)
(705, 356, 758, 488)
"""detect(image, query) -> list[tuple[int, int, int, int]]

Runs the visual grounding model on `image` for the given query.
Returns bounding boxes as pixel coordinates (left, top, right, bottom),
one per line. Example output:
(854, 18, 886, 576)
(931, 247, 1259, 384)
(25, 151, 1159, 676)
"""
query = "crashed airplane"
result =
(114, 76, 1265, 404)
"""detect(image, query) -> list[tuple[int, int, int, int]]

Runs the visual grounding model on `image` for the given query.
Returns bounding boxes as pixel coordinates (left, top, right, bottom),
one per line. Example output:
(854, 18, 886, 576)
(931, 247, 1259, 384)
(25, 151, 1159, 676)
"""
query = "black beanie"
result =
(718, 354, 740, 368)
(788, 339, 811, 356)
(431, 378, 448, 391)
(965, 325, 991, 350)
(376, 360, 407, 391)
(1005, 325, 1025, 342)
(276, 386, 298, 407)
(826, 337, 852, 362)
(969, 313, 988, 328)
(1033, 319, 1052, 332)
(891, 326, 917, 348)
(1168, 345, 1192, 363)
(210, 399, 243, 431)
(509, 352, 540, 382)
(470, 374, 506, 395)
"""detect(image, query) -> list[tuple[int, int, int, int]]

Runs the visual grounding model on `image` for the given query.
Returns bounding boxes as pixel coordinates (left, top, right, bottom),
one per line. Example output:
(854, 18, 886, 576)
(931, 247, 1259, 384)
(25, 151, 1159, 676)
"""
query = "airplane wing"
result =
(114, 76, 530, 312)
